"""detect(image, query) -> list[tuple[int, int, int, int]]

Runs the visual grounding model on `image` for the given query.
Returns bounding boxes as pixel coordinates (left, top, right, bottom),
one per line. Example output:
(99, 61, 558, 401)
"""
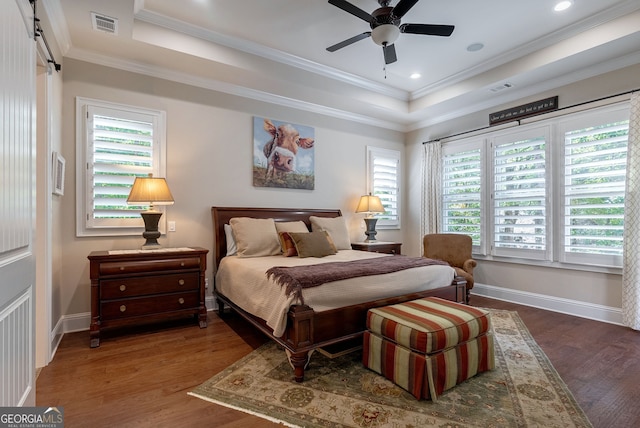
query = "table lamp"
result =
(127, 173, 174, 249)
(356, 193, 385, 242)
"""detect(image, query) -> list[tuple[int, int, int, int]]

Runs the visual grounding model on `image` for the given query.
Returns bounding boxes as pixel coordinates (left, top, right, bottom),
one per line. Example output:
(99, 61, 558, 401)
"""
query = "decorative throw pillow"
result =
(275, 221, 309, 255)
(278, 232, 299, 257)
(309, 216, 351, 250)
(223, 224, 237, 256)
(275, 221, 309, 234)
(229, 217, 281, 258)
(289, 231, 338, 258)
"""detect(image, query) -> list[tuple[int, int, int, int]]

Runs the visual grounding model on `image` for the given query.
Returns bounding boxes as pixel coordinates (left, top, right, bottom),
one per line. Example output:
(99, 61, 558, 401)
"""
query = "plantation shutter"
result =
(492, 128, 549, 259)
(368, 147, 400, 228)
(77, 98, 166, 236)
(442, 146, 482, 248)
(562, 119, 629, 266)
(89, 107, 154, 222)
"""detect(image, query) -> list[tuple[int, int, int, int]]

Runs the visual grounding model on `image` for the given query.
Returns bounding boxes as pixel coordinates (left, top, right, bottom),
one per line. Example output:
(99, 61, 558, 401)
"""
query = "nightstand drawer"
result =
(101, 291, 199, 320)
(100, 272, 199, 299)
(88, 247, 208, 347)
(99, 257, 201, 276)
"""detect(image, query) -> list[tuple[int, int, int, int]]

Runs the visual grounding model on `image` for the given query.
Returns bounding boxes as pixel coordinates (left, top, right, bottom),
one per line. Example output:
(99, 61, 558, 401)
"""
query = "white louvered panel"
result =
(1, 0, 34, 261)
(0, 288, 33, 406)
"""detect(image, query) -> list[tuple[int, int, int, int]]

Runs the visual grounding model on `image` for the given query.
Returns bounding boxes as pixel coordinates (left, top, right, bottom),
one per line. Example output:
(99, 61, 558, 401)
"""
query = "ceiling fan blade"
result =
(400, 23, 455, 37)
(383, 44, 397, 64)
(391, 0, 419, 18)
(328, 0, 373, 23)
(327, 32, 371, 52)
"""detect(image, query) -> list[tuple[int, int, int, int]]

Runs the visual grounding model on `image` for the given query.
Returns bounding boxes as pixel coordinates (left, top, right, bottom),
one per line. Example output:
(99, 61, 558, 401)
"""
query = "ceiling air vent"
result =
(91, 12, 118, 35)
(489, 83, 514, 93)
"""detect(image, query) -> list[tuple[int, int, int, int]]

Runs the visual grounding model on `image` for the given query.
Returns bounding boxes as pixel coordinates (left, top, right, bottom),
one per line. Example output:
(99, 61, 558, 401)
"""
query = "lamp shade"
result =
(356, 194, 385, 214)
(127, 173, 174, 249)
(127, 174, 174, 209)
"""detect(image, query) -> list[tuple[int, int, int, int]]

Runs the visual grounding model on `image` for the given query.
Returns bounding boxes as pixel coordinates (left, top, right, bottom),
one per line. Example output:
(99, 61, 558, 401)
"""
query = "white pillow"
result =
(229, 217, 281, 257)
(223, 224, 237, 256)
(275, 221, 309, 234)
(309, 216, 351, 250)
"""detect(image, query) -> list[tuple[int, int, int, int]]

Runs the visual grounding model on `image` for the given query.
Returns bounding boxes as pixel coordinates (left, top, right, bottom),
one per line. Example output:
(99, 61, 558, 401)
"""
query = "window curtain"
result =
(421, 141, 442, 253)
(623, 92, 640, 330)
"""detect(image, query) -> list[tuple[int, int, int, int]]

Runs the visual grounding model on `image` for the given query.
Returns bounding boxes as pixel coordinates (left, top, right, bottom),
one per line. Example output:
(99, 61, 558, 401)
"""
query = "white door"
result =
(0, 0, 37, 406)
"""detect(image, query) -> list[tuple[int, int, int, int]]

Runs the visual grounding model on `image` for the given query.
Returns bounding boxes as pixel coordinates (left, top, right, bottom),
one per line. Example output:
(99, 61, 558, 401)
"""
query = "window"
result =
(440, 102, 629, 270)
(76, 98, 167, 237)
(559, 109, 629, 267)
(366, 147, 401, 229)
(492, 128, 549, 260)
(442, 139, 483, 249)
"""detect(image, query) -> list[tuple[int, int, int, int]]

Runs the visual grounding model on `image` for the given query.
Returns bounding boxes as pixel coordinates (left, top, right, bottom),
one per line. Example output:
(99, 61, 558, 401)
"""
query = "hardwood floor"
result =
(36, 296, 640, 427)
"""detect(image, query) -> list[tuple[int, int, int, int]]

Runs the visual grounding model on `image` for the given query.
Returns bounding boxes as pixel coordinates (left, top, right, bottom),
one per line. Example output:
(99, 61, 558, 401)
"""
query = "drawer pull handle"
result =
(178, 279, 185, 286)
(120, 305, 126, 312)
(119, 285, 126, 292)
(120, 266, 125, 271)
(178, 298, 185, 305)
(180, 262, 185, 267)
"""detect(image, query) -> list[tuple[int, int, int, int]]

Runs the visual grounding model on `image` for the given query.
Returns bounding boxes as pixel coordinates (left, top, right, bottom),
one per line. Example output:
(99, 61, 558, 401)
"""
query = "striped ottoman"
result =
(363, 297, 494, 400)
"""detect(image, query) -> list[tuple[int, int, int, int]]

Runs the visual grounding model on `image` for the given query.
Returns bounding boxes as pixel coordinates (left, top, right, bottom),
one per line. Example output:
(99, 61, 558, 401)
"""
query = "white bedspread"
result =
(215, 250, 455, 337)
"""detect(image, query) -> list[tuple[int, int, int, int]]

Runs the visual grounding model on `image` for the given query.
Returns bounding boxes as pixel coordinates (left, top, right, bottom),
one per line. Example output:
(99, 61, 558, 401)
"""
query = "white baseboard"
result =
(52, 288, 622, 341)
(472, 283, 623, 325)
(53, 296, 219, 338)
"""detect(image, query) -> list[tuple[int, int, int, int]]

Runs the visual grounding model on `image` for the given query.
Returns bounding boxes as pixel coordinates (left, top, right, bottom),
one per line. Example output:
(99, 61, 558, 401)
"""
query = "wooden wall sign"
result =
(489, 96, 559, 126)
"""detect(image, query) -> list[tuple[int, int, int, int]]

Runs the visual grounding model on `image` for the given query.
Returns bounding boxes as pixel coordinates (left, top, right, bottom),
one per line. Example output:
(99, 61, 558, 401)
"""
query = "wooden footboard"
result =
(216, 276, 466, 382)
(211, 206, 468, 382)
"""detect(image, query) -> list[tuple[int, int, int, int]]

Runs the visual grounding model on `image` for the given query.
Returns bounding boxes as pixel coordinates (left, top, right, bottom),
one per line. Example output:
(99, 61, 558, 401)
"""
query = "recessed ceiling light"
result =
(410, 73, 421, 79)
(467, 43, 484, 52)
(554, 1, 573, 12)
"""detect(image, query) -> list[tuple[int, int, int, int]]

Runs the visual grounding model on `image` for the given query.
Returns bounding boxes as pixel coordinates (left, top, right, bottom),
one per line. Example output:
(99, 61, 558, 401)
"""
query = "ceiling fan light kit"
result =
(327, 0, 455, 65)
(371, 24, 400, 46)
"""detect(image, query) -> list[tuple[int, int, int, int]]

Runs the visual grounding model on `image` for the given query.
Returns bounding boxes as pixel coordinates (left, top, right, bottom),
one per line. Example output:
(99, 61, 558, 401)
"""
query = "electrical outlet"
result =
(168, 221, 176, 232)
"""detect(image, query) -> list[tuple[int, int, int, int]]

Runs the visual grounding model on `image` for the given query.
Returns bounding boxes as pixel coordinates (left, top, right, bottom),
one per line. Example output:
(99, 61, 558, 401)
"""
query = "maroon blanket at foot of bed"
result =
(266, 256, 449, 304)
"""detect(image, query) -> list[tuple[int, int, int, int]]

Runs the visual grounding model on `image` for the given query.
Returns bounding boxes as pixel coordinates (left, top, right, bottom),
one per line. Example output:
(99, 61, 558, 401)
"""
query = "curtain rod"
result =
(31, 0, 61, 72)
(423, 87, 639, 145)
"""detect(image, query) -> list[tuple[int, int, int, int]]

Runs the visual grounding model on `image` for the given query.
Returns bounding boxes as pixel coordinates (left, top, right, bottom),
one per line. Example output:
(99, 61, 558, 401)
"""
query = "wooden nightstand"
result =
(87, 247, 208, 348)
(351, 241, 402, 255)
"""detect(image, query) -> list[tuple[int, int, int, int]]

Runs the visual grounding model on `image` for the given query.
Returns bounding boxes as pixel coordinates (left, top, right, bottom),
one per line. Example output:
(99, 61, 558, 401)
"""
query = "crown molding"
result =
(65, 47, 407, 132)
(411, 0, 640, 100)
(40, 0, 71, 55)
(63, 43, 640, 135)
(133, 8, 409, 102)
(408, 50, 640, 131)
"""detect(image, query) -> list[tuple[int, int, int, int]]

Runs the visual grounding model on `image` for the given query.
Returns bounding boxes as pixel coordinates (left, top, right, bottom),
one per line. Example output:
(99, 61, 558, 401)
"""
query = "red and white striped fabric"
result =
(366, 297, 491, 353)
(363, 297, 495, 400)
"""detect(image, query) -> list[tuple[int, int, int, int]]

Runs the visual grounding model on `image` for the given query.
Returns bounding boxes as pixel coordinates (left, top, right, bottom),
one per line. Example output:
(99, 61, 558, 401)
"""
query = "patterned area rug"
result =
(189, 310, 592, 427)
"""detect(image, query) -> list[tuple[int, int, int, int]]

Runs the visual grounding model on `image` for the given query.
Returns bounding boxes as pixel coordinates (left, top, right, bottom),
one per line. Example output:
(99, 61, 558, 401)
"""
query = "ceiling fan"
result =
(326, 0, 455, 65)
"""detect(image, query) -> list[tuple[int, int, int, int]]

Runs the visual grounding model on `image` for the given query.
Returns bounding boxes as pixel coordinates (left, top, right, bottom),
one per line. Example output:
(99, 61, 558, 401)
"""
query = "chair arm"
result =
(462, 259, 477, 275)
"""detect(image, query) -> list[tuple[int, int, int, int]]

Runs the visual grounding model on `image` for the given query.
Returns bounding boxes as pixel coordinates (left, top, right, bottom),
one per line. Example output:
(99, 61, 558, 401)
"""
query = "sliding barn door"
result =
(0, 0, 37, 406)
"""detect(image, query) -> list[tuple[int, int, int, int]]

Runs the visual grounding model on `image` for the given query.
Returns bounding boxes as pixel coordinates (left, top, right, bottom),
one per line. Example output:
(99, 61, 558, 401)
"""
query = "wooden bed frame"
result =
(211, 206, 467, 382)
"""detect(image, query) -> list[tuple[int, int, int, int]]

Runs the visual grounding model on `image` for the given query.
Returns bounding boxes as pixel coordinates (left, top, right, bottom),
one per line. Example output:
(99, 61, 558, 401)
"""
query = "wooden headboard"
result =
(211, 207, 342, 269)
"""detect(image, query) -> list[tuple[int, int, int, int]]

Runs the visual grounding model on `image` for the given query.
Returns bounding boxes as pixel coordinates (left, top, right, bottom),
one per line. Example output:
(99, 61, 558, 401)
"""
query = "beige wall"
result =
(59, 58, 405, 317)
(56, 60, 638, 321)
(406, 63, 640, 310)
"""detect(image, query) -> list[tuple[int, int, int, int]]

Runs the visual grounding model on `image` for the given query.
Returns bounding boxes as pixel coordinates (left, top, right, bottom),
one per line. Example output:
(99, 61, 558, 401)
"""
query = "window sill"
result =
(472, 254, 622, 275)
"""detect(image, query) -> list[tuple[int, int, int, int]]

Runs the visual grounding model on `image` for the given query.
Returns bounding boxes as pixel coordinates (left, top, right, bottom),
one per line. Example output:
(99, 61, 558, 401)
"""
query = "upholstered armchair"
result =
(423, 233, 477, 302)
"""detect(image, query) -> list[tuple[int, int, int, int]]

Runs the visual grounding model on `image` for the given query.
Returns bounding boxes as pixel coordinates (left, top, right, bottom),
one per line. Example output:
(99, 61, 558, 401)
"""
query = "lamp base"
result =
(140, 211, 163, 250)
(363, 217, 378, 242)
